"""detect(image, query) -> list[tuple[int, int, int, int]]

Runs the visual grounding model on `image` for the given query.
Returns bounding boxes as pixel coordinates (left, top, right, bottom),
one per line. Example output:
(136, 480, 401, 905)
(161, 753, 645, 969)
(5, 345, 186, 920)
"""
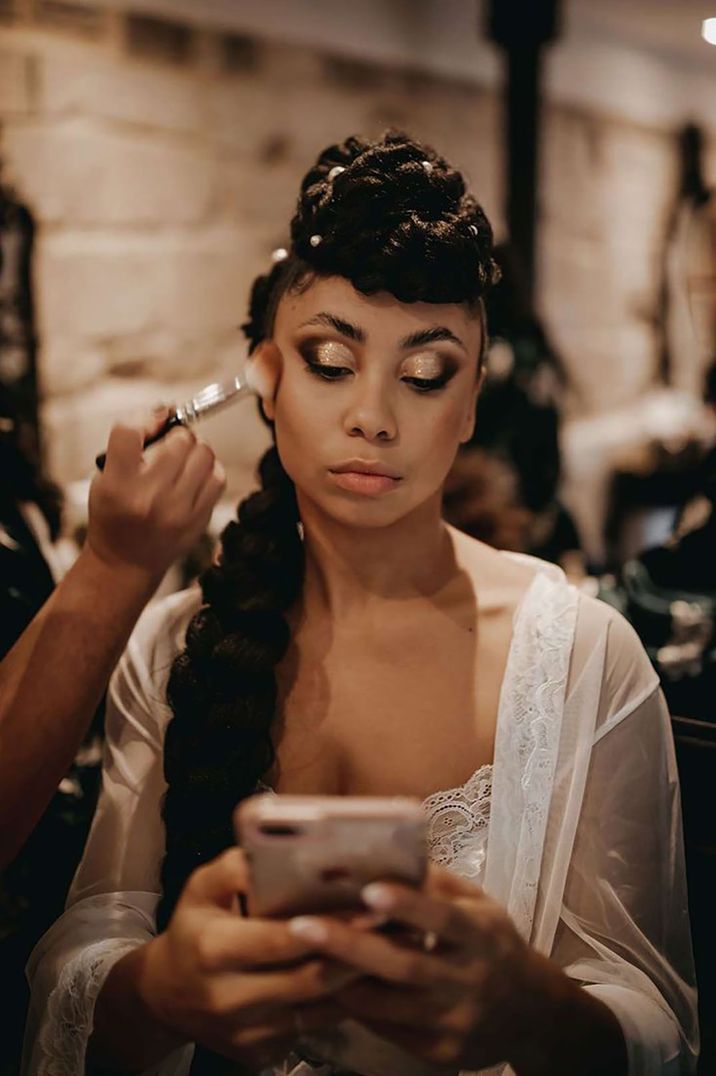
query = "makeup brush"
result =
(94, 358, 276, 471)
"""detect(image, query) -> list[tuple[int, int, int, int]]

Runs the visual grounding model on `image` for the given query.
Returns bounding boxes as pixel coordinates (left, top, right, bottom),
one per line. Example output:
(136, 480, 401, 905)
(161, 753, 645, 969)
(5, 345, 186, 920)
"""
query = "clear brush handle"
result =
(94, 375, 248, 471)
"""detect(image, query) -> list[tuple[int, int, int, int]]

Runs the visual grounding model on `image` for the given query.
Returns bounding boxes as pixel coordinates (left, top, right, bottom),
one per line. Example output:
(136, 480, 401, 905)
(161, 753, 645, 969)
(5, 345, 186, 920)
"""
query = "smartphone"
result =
(234, 793, 427, 918)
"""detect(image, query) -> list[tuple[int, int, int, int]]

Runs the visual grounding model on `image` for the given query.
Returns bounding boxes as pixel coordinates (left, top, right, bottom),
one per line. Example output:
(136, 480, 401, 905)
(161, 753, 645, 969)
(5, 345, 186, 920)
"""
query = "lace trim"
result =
(37, 939, 138, 1076)
(423, 764, 492, 880)
(485, 570, 578, 940)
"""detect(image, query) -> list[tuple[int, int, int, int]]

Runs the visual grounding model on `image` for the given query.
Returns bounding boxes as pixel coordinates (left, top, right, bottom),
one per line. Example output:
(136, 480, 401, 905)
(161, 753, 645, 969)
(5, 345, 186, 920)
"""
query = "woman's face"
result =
(261, 275, 484, 529)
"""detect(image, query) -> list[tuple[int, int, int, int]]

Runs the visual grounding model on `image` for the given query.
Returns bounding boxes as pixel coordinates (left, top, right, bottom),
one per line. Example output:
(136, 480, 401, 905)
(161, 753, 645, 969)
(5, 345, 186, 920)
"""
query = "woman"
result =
(24, 132, 697, 1076)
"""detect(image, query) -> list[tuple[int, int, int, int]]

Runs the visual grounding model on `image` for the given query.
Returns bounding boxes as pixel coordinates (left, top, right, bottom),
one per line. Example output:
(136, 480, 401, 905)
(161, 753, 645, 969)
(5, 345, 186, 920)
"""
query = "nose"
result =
(342, 376, 397, 443)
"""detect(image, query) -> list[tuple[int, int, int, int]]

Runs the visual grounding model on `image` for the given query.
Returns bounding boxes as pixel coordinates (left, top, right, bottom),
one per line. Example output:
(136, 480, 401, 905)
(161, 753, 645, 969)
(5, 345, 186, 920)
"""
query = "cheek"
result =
(272, 378, 330, 474)
(413, 397, 469, 457)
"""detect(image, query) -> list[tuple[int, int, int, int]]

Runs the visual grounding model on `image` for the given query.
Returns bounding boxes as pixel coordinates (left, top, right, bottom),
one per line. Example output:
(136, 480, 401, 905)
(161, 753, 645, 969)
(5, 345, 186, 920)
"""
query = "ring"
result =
(422, 929, 439, 953)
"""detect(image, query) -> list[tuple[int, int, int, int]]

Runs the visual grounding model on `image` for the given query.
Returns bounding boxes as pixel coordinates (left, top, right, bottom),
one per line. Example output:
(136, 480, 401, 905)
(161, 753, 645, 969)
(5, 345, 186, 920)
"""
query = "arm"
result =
(0, 421, 225, 867)
(553, 683, 699, 1075)
(508, 947, 628, 1076)
(22, 603, 194, 1076)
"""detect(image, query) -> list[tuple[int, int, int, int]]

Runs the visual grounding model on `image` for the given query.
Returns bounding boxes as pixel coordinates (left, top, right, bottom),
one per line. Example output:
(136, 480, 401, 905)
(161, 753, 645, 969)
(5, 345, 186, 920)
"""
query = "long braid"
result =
(158, 445, 303, 931)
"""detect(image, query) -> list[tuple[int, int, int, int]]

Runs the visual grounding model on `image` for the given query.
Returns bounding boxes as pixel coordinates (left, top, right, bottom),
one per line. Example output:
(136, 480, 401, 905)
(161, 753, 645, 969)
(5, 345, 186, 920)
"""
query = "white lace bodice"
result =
(422, 764, 492, 882)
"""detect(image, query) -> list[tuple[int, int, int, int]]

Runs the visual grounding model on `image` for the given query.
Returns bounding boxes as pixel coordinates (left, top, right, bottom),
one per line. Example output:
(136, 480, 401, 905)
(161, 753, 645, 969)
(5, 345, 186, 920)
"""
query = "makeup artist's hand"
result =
(287, 865, 627, 1076)
(124, 849, 359, 1068)
(87, 411, 226, 580)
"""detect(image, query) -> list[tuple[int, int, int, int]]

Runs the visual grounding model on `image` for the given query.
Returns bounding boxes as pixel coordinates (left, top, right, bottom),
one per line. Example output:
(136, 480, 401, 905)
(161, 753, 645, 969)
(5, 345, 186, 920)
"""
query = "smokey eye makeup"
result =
(299, 340, 353, 380)
(401, 352, 455, 391)
(297, 338, 457, 393)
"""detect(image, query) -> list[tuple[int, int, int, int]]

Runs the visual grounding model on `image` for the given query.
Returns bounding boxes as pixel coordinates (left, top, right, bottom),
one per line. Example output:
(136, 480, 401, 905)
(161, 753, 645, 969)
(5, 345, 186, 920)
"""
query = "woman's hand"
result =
(288, 864, 627, 1076)
(134, 849, 361, 1068)
(88, 413, 225, 583)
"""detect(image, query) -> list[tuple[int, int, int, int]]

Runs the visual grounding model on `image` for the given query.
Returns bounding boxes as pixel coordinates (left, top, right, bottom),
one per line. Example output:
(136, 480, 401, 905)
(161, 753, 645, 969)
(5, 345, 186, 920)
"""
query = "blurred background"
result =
(0, 0, 714, 549)
(1, 0, 716, 1071)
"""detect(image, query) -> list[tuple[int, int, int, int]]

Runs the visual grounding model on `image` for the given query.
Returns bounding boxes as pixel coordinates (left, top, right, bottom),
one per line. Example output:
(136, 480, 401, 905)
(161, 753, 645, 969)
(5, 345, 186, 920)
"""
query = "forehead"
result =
(273, 274, 482, 349)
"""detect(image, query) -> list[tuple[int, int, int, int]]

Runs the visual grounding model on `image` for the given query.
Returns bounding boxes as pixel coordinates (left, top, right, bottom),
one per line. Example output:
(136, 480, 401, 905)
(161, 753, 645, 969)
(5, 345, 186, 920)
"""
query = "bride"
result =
(24, 132, 697, 1076)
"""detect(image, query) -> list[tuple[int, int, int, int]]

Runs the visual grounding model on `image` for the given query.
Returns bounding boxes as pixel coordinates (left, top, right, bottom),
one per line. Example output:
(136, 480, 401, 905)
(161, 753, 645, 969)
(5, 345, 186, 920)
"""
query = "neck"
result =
(295, 491, 460, 621)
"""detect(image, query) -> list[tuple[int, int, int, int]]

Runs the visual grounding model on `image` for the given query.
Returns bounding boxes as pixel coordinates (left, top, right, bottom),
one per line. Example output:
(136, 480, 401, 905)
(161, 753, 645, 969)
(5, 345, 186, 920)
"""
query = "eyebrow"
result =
(300, 313, 365, 343)
(299, 313, 466, 353)
(399, 327, 466, 353)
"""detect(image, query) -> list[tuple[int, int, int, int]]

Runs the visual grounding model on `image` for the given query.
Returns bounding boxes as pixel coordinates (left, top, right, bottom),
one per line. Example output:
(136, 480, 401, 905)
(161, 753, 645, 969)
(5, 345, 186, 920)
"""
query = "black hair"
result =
(158, 131, 499, 1071)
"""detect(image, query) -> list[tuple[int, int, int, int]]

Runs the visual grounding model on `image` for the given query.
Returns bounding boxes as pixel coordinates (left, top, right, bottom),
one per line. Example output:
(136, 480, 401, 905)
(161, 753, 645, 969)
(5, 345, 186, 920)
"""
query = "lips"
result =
(330, 460, 402, 480)
(328, 460, 402, 497)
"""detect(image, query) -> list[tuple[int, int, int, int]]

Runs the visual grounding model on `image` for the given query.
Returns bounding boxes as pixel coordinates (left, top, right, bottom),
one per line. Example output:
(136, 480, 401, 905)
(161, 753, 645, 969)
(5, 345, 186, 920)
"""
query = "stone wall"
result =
(0, 2, 712, 500)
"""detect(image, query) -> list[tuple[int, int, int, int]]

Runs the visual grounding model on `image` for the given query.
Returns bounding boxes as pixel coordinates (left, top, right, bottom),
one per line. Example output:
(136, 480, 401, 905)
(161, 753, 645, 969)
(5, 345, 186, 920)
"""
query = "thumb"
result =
(184, 848, 250, 911)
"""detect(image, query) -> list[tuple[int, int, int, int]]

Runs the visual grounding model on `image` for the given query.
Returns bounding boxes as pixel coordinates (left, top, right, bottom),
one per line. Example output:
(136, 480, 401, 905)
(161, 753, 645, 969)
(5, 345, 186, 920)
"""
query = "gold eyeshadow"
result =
(304, 340, 353, 366)
(402, 352, 445, 380)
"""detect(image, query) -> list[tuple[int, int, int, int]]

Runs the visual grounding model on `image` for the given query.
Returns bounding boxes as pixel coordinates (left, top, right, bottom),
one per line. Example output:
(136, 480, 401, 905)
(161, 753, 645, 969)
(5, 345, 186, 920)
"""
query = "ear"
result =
(458, 368, 485, 444)
(247, 341, 282, 422)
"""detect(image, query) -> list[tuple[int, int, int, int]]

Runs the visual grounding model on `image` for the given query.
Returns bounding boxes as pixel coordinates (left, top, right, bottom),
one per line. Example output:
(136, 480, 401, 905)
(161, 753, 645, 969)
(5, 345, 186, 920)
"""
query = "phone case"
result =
(234, 794, 427, 917)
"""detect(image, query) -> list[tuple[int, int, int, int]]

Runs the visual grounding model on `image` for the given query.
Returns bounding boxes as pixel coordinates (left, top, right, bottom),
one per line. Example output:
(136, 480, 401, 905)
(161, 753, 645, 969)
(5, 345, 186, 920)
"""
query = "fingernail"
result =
(289, 917, 328, 943)
(361, 883, 394, 910)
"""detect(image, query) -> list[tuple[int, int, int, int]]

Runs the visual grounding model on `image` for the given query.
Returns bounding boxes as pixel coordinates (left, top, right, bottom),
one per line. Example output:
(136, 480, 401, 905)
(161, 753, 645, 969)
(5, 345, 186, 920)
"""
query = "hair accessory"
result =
(327, 165, 346, 180)
(421, 160, 433, 173)
(309, 234, 322, 247)
(271, 247, 289, 263)
(469, 224, 479, 237)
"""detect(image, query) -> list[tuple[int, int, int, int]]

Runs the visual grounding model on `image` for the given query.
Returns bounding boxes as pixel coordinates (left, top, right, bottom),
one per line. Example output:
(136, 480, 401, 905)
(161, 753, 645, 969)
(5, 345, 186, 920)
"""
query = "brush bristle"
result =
(245, 344, 281, 406)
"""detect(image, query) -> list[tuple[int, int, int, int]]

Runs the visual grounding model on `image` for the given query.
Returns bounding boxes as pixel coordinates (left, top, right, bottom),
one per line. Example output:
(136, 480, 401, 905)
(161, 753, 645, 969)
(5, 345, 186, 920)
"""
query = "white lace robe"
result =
(22, 556, 699, 1075)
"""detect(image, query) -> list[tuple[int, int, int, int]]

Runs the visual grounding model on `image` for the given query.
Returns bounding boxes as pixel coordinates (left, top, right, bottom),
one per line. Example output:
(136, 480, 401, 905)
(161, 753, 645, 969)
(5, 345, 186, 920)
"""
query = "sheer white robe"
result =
(22, 555, 699, 1075)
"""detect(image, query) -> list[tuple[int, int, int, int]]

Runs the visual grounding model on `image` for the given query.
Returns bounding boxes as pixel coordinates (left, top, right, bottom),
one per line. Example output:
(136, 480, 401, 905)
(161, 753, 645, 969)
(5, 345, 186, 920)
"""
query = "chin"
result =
(316, 488, 433, 530)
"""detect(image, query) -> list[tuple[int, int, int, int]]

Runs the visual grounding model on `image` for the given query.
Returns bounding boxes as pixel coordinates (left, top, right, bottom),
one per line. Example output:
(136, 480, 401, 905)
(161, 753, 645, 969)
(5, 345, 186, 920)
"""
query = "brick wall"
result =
(0, 4, 712, 498)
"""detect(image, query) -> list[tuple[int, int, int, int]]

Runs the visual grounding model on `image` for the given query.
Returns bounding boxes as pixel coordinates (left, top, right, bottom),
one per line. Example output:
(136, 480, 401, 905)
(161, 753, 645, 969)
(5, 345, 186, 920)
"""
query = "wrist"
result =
(508, 951, 627, 1076)
(133, 936, 189, 1050)
(78, 541, 164, 600)
(90, 939, 187, 1068)
(136, 934, 172, 1025)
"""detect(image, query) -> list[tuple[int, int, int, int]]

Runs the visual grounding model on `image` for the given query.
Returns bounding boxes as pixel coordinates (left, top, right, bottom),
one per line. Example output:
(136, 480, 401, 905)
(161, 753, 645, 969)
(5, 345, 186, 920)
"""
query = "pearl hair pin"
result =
(421, 160, 433, 173)
(309, 234, 322, 247)
(328, 165, 346, 180)
(271, 247, 288, 263)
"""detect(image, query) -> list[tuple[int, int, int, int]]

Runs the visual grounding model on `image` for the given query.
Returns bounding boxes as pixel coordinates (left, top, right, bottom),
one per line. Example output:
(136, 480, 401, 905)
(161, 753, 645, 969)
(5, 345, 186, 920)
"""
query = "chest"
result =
(269, 604, 515, 803)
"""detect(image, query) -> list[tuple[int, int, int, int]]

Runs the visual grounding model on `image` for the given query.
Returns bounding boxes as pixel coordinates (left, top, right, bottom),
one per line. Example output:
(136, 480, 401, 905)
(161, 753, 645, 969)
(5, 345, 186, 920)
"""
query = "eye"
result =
(402, 375, 450, 393)
(305, 361, 352, 381)
(401, 352, 453, 393)
(300, 340, 354, 382)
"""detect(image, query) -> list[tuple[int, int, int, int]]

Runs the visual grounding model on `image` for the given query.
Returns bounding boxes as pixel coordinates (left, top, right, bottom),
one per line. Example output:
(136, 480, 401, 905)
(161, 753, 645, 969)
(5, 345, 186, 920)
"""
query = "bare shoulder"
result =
(446, 525, 544, 613)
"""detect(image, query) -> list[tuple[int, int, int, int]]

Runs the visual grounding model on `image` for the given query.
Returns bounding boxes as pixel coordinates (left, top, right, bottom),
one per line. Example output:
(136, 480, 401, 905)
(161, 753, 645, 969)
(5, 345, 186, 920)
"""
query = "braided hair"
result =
(158, 130, 499, 1069)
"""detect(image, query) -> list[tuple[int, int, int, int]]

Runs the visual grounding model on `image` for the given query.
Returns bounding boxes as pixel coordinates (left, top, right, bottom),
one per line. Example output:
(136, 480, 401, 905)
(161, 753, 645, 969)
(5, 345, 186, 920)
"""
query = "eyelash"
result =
(303, 360, 451, 394)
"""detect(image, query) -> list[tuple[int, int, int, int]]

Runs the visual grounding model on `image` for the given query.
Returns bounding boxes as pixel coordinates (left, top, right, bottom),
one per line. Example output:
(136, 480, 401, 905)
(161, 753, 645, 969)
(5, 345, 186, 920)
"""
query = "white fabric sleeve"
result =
(552, 611, 699, 1075)
(22, 593, 197, 1076)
